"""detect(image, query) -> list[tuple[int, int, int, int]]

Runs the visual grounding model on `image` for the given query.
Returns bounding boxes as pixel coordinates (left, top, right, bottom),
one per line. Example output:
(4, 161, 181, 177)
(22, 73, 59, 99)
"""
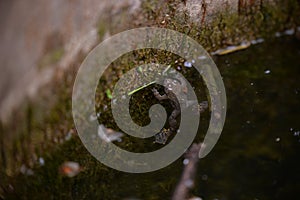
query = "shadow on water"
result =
(2, 36, 300, 200)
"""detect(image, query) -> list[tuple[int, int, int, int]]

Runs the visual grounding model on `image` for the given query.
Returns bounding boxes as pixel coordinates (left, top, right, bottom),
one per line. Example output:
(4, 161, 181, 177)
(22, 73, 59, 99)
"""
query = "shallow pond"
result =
(2, 36, 300, 200)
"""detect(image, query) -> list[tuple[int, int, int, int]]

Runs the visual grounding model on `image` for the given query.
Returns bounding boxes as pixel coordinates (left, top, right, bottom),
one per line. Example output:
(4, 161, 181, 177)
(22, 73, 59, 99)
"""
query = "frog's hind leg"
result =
(152, 88, 168, 100)
(199, 101, 208, 113)
(169, 109, 180, 132)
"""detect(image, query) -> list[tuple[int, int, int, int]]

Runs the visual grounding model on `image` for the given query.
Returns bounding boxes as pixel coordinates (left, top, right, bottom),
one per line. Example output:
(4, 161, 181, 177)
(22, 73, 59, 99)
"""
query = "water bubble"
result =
(198, 55, 207, 60)
(275, 32, 281, 37)
(284, 29, 295, 35)
(201, 174, 208, 181)
(103, 105, 108, 112)
(184, 179, 194, 187)
(183, 159, 189, 165)
(184, 61, 192, 68)
(39, 157, 45, 166)
(256, 38, 264, 43)
(189, 197, 203, 200)
(65, 131, 73, 141)
(251, 38, 264, 45)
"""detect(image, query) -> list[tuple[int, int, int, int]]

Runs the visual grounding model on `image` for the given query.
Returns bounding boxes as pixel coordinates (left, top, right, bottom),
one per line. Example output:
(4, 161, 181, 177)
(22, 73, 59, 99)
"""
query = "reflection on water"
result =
(2, 36, 300, 200)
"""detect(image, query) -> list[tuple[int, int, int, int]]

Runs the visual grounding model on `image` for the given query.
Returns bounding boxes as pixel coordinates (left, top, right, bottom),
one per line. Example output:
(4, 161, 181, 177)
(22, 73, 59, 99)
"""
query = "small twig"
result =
(172, 143, 202, 200)
(127, 81, 156, 96)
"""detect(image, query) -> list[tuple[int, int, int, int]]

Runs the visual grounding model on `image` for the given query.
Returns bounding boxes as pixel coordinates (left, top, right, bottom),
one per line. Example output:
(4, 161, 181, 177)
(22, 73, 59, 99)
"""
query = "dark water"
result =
(2, 36, 300, 200)
(199, 36, 300, 200)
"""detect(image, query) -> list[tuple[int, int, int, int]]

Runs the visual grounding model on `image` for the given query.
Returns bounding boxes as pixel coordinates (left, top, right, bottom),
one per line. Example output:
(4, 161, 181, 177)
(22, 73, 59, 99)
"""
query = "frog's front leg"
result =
(152, 88, 172, 144)
(169, 109, 180, 132)
(152, 88, 168, 100)
(199, 101, 208, 113)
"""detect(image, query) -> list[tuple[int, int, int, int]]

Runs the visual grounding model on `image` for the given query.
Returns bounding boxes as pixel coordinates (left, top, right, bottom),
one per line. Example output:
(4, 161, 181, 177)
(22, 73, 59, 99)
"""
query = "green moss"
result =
(141, 0, 300, 51)
(97, 20, 107, 40)
(38, 47, 64, 69)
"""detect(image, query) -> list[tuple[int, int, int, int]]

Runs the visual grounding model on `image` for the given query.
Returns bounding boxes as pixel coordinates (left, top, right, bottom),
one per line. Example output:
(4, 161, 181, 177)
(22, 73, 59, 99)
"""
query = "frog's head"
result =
(164, 78, 188, 94)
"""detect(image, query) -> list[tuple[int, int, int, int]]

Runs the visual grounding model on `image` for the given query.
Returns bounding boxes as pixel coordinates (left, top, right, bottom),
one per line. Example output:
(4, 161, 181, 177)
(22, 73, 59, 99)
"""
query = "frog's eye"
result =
(172, 80, 179, 85)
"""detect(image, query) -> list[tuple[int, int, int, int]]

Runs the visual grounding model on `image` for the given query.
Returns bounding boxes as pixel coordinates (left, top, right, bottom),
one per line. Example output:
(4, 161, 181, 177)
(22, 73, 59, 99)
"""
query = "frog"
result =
(152, 76, 208, 144)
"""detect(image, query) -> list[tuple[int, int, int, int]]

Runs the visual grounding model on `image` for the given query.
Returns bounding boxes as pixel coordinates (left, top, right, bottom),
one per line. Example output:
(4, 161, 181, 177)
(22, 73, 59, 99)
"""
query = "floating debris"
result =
(212, 42, 251, 56)
(98, 124, 124, 143)
(294, 131, 300, 137)
(20, 164, 34, 176)
(275, 28, 299, 38)
(251, 38, 264, 45)
(59, 161, 82, 178)
(275, 137, 281, 142)
(162, 64, 172, 75)
(97, 112, 101, 118)
(89, 113, 98, 121)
